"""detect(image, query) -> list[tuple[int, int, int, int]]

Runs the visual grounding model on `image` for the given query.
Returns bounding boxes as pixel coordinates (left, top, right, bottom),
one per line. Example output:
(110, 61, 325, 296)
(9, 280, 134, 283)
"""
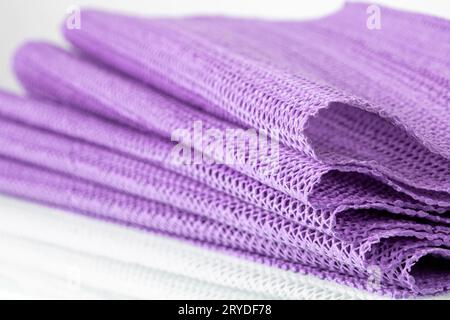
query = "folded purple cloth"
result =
(1, 93, 449, 289)
(61, 3, 450, 192)
(0, 3, 449, 297)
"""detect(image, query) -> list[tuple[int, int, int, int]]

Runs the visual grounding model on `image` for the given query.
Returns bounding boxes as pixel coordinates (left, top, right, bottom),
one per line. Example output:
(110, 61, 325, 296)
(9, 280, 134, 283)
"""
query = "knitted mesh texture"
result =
(2, 155, 449, 298)
(13, 43, 450, 209)
(0, 195, 387, 300)
(60, 4, 450, 195)
(0, 3, 448, 298)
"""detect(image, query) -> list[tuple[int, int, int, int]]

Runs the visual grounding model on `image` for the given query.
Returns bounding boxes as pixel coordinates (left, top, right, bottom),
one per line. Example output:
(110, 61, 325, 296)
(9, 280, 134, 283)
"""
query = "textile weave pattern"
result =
(0, 2, 448, 298)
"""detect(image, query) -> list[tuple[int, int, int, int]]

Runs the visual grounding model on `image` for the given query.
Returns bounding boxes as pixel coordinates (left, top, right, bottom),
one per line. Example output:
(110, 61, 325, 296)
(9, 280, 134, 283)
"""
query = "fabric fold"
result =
(61, 3, 450, 191)
(0, 2, 448, 298)
(13, 42, 450, 209)
(0, 194, 383, 300)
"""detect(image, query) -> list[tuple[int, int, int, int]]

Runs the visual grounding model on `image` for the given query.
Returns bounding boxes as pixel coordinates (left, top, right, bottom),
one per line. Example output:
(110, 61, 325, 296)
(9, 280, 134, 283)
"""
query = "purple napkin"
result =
(0, 3, 449, 297)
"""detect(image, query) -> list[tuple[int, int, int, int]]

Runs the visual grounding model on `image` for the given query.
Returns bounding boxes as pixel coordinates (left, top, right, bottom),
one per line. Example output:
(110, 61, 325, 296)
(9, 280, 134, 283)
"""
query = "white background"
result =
(1, 0, 450, 93)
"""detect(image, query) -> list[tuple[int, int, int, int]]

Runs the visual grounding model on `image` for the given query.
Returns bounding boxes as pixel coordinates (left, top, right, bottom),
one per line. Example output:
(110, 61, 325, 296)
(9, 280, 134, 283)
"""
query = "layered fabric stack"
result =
(0, 3, 449, 298)
(0, 195, 379, 299)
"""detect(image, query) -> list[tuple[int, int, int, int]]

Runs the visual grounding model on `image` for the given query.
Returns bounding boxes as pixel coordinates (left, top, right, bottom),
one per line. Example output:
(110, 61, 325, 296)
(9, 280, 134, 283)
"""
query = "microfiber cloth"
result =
(0, 2, 449, 298)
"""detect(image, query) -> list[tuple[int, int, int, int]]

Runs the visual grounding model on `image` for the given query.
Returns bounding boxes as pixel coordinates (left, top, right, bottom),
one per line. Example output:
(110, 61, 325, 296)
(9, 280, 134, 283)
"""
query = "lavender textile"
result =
(0, 3, 449, 297)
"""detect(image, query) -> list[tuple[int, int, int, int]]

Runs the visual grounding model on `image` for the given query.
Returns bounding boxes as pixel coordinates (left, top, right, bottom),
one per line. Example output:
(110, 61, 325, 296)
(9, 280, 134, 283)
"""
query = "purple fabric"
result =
(0, 3, 449, 297)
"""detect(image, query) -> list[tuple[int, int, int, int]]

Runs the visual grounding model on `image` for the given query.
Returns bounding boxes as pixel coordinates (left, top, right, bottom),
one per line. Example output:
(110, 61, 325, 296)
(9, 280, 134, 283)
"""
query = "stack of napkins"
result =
(0, 3, 449, 298)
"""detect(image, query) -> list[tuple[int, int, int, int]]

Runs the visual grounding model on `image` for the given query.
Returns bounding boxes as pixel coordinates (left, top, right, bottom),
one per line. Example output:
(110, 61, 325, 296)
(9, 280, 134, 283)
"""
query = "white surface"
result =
(0, 0, 449, 93)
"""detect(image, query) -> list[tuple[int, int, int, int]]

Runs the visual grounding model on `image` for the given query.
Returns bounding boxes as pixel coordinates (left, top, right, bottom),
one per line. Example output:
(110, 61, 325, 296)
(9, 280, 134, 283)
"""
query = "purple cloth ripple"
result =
(0, 3, 449, 297)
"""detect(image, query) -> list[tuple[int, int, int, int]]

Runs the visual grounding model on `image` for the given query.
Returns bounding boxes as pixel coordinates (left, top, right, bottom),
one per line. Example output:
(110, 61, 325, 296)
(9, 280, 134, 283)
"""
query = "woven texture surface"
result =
(0, 195, 382, 300)
(0, 3, 449, 298)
